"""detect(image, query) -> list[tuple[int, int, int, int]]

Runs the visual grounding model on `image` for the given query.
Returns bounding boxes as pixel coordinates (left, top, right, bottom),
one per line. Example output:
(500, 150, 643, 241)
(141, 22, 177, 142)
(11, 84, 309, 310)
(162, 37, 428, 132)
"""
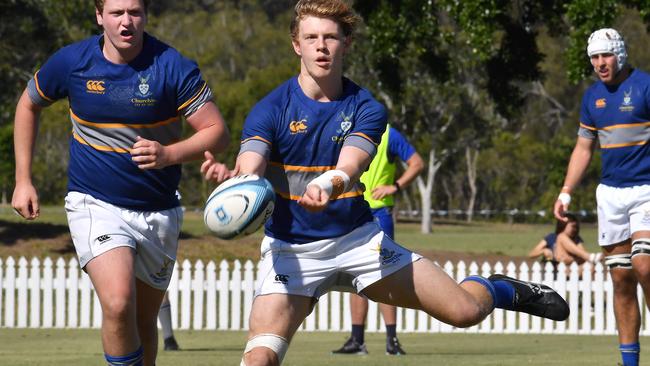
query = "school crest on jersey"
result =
(620, 87, 634, 112)
(595, 98, 606, 108)
(136, 73, 152, 97)
(132, 73, 157, 107)
(331, 111, 354, 143)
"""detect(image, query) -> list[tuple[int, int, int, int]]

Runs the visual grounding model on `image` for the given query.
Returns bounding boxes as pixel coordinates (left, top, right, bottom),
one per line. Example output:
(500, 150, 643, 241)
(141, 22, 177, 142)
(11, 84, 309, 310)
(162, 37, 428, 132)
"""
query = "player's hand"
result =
(131, 136, 171, 169)
(11, 182, 40, 220)
(553, 199, 569, 222)
(298, 184, 330, 212)
(371, 184, 397, 200)
(201, 151, 237, 183)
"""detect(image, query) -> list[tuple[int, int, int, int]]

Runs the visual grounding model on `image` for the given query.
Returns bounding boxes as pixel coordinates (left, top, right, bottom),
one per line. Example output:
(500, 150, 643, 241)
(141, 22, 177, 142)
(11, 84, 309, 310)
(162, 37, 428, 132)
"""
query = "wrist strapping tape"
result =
(308, 170, 350, 198)
(558, 192, 571, 206)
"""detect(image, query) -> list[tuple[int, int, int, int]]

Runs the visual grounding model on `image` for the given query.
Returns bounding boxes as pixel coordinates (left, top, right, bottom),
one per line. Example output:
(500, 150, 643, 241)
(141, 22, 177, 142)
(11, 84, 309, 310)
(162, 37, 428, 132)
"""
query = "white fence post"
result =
(205, 261, 217, 330)
(230, 260, 242, 331)
(29, 257, 41, 328)
(42, 257, 53, 328)
(17, 257, 29, 327)
(193, 260, 205, 330)
(5, 257, 16, 328)
(218, 260, 230, 330)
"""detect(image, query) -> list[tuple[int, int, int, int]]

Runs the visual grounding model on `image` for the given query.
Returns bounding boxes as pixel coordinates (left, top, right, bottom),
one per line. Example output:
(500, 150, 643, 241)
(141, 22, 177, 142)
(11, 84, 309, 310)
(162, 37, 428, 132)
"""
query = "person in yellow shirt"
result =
(332, 125, 423, 355)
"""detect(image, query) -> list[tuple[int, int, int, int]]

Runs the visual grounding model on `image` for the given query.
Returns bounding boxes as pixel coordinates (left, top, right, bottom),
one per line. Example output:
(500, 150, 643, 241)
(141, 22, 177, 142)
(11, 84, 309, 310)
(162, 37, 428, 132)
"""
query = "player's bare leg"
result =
(631, 231, 650, 307)
(362, 259, 493, 327)
(363, 258, 568, 326)
(85, 247, 140, 357)
(242, 294, 313, 366)
(136, 280, 166, 366)
(605, 241, 641, 346)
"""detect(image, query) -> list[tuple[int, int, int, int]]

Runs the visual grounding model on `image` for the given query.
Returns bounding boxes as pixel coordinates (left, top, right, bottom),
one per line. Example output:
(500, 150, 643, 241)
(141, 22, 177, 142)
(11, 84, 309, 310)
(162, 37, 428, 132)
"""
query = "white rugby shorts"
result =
(596, 183, 650, 246)
(255, 222, 422, 298)
(64, 191, 182, 290)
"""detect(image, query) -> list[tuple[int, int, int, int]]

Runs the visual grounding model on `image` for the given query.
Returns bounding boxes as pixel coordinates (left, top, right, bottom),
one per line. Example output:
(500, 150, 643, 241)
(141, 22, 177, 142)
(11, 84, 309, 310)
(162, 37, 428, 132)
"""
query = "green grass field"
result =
(0, 328, 634, 365)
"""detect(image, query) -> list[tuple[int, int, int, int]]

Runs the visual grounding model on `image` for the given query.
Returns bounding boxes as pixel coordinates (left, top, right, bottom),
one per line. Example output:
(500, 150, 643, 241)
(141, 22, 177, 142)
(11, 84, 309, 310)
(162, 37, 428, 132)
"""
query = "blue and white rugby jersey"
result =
(580, 69, 650, 187)
(27, 33, 212, 210)
(240, 77, 387, 243)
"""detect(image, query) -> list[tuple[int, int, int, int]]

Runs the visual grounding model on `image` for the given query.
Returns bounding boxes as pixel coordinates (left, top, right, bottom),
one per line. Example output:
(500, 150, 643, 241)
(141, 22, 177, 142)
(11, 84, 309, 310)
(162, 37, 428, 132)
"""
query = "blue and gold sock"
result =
(461, 275, 516, 310)
(105, 346, 144, 366)
(620, 342, 640, 366)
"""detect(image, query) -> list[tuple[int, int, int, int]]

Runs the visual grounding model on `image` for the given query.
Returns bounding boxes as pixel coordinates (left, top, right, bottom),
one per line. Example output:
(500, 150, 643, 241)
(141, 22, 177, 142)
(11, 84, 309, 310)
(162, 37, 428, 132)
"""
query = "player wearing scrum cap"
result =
(554, 28, 650, 366)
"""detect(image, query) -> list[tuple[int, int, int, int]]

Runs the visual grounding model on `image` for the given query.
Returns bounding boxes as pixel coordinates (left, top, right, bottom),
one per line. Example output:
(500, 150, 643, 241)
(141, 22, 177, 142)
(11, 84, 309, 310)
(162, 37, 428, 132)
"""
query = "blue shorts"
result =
(371, 206, 394, 239)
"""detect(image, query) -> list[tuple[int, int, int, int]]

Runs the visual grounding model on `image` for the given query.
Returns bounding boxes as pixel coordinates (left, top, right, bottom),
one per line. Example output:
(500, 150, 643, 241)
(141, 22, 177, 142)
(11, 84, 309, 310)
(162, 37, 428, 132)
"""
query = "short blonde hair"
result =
(95, 0, 149, 13)
(290, 0, 360, 40)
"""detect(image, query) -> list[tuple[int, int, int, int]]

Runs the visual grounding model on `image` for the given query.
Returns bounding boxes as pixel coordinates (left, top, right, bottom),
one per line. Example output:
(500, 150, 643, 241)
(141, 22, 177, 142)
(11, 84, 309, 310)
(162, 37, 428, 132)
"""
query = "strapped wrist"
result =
(394, 182, 401, 192)
(308, 170, 350, 198)
(558, 192, 571, 205)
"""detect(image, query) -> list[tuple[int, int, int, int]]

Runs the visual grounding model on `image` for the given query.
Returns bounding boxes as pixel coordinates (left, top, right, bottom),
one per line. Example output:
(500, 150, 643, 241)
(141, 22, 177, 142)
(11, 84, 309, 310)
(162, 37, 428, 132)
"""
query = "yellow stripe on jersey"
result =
(33, 71, 54, 102)
(72, 131, 131, 153)
(580, 121, 650, 131)
(274, 189, 364, 201)
(579, 122, 597, 131)
(241, 136, 272, 145)
(177, 81, 207, 111)
(70, 109, 178, 129)
(601, 140, 648, 149)
(602, 121, 650, 130)
(268, 161, 336, 172)
(348, 132, 379, 145)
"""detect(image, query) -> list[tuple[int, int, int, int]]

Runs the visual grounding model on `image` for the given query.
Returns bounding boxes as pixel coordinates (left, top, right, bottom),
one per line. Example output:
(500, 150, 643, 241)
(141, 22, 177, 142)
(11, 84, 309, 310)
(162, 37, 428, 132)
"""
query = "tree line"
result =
(2, 0, 649, 232)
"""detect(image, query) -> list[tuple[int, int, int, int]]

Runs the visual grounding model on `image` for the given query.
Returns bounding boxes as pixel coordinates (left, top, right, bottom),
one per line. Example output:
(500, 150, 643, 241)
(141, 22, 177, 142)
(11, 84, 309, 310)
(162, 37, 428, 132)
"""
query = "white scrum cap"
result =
(587, 28, 627, 71)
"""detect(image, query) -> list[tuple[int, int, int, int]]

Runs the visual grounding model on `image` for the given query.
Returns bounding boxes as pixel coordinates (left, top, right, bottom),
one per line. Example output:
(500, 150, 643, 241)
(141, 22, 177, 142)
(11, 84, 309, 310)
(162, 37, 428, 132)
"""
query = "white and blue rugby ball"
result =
(204, 174, 275, 239)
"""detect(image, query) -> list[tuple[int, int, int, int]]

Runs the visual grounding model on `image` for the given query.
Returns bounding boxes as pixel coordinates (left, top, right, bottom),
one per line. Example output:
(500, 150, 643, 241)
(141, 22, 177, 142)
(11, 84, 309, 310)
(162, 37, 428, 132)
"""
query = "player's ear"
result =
(292, 37, 302, 57)
(96, 8, 103, 27)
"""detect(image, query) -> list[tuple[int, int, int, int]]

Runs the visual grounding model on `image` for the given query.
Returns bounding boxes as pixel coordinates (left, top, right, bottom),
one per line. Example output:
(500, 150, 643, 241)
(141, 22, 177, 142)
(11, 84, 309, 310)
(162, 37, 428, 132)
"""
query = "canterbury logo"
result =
(86, 80, 106, 93)
(289, 120, 307, 134)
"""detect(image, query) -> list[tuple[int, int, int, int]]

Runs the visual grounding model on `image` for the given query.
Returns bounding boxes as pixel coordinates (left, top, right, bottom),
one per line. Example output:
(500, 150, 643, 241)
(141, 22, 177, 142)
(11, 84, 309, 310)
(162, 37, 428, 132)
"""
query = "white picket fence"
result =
(1, 256, 649, 335)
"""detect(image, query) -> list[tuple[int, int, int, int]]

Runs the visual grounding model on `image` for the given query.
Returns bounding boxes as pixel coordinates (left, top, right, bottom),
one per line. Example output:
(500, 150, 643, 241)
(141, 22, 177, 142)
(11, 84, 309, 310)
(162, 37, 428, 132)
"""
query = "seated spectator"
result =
(529, 214, 601, 272)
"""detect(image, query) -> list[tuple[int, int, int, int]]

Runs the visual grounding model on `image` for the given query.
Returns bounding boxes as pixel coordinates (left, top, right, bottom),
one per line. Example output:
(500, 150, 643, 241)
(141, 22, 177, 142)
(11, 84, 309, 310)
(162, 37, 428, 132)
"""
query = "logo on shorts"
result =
(372, 244, 404, 265)
(150, 258, 174, 284)
(642, 209, 650, 224)
(96, 235, 111, 244)
(274, 274, 289, 284)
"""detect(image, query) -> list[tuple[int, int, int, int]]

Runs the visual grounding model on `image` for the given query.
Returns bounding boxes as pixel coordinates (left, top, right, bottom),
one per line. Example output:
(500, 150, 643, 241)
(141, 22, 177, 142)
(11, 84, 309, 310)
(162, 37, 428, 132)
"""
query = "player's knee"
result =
(631, 240, 650, 278)
(101, 296, 134, 322)
(241, 334, 288, 366)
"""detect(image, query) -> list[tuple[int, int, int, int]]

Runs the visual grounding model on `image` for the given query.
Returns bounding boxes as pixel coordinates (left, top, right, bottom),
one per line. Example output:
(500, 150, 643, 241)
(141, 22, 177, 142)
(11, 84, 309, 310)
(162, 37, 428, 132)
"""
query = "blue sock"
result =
(385, 324, 397, 339)
(620, 342, 640, 366)
(489, 277, 516, 310)
(462, 275, 515, 310)
(105, 346, 144, 366)
(351, 324, 365, 344)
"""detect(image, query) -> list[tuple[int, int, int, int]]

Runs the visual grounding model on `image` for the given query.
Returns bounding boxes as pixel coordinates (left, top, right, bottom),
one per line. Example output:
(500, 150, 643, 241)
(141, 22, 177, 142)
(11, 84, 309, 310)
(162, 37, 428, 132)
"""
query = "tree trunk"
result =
(416, 148, 442, 234)
(465, 146, 479, 222)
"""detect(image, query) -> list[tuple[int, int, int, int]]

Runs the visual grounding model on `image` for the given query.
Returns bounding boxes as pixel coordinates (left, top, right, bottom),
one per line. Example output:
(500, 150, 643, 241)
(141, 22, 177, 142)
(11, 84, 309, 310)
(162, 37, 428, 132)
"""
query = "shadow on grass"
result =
(0, 219, 70, 246)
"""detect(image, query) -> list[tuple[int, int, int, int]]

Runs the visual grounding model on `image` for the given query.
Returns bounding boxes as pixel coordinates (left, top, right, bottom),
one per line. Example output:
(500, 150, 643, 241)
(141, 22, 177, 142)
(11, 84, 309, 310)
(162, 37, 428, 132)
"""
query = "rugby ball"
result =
(204, 174, 275, 239)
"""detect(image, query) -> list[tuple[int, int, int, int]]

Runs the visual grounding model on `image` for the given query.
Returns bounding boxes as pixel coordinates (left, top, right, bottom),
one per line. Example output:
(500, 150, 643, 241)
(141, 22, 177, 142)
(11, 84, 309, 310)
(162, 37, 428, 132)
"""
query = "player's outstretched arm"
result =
(12, 89, 43, 220)
(132, 101, 230, 170)
(554, 136, 595, 221)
